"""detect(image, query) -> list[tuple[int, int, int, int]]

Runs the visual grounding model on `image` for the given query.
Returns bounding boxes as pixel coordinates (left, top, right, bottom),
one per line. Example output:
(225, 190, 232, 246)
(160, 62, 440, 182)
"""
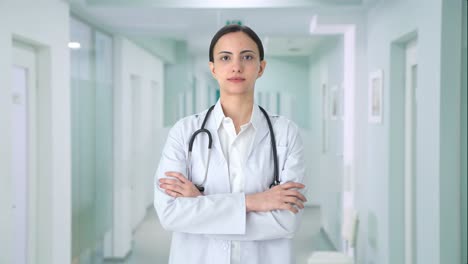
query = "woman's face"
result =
(209, 31, 266, 98)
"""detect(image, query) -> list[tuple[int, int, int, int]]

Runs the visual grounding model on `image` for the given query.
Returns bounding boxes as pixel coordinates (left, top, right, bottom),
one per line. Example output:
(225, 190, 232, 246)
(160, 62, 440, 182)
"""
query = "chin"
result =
(223, 85, 253, 95)
(224, 89, 252, 97)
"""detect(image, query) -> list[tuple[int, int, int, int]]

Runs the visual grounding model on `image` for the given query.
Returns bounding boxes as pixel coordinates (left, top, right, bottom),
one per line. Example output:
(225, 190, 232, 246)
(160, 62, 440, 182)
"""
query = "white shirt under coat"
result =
(154, 100, 306, 264)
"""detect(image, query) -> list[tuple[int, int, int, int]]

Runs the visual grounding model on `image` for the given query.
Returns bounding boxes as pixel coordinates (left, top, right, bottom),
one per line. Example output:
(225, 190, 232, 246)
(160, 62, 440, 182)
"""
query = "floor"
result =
(101, 205, 335, 264)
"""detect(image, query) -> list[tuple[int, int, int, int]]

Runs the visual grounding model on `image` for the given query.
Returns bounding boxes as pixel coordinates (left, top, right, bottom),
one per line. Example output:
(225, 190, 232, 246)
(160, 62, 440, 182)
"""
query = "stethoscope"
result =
(187, 105, 280, 192)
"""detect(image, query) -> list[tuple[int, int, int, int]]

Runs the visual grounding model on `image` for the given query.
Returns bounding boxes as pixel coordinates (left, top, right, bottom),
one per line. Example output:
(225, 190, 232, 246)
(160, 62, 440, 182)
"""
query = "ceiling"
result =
(69, 0, 376, 59)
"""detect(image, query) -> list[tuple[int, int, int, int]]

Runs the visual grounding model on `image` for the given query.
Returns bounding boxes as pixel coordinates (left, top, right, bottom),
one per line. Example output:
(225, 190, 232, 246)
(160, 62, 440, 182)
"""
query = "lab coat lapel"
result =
(203, 113, 231, 193)
(246, 106, 269, 160)
(205, 113, 226, 165)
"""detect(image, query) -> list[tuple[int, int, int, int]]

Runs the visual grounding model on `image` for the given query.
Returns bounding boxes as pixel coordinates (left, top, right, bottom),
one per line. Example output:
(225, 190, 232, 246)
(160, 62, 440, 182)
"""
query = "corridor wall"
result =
(256, 56, 310, 128)
(362, 0, 464, 264)
(164, 41, 192, 125)
(109, 36, 165, 258)
(0, 1, 71, 264)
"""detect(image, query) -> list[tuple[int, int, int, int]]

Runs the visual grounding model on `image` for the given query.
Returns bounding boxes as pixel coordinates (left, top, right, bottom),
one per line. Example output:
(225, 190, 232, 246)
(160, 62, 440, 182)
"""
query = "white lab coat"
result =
(154, 102, 306, 264)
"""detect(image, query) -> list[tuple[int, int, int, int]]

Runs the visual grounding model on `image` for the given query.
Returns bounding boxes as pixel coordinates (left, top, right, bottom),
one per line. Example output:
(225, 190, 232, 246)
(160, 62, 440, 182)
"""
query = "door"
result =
(404, 39, 417, 264)
(11, 41, 38, 264)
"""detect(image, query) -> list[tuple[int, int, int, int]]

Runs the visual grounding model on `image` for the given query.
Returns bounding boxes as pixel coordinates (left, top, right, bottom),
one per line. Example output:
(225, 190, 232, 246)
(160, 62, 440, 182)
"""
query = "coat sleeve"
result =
(153, 120, 247, 235)
(205, 120, 307, 241)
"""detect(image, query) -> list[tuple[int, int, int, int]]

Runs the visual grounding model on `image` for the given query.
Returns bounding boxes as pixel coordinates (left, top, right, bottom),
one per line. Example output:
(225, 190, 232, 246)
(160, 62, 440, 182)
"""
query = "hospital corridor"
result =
(0, 0, 466, 264)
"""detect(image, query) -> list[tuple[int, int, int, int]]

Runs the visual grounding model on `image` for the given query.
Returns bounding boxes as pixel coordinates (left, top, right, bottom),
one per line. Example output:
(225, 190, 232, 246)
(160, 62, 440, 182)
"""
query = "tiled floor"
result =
(102, 205, 335, 264)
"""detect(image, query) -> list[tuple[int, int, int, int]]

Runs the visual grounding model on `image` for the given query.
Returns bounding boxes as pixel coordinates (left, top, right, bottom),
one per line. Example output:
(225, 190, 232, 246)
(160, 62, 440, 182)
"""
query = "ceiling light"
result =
(68, 42, 81, 49)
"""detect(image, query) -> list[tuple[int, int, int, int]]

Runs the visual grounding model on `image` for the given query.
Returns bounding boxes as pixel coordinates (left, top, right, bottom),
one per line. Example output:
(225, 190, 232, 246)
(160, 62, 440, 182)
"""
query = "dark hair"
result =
(209, 24, 264, 62)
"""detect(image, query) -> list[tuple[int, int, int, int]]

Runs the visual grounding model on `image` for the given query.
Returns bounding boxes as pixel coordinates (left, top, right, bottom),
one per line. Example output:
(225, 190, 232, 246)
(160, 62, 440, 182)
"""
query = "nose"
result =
(232, 58, 243, 73)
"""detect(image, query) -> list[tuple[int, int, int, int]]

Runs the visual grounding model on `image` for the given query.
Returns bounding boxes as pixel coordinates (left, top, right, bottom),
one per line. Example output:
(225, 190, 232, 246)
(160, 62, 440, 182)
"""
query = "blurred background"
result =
(0, 0, 466, 263)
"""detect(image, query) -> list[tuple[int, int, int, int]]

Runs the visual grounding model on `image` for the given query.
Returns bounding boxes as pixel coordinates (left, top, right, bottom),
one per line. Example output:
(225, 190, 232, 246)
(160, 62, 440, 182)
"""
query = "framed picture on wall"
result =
(368, 69, 383, 124)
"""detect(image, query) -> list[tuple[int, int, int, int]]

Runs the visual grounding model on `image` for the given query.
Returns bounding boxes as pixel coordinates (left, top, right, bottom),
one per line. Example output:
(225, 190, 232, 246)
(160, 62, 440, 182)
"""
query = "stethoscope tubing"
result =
(187, 105, 280, 192)
(258, 106, 280, 188)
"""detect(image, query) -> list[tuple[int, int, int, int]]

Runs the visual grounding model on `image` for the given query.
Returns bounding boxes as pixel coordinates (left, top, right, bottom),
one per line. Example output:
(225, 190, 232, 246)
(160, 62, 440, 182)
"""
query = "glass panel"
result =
(94, 30, 114, 247)
(71, 17, 94, 260)
(70, 16, 114, 263)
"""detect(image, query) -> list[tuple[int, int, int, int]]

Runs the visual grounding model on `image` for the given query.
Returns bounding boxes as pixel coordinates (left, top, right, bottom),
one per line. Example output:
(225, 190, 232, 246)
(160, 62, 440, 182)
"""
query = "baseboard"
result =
(102, 249, 132, 263)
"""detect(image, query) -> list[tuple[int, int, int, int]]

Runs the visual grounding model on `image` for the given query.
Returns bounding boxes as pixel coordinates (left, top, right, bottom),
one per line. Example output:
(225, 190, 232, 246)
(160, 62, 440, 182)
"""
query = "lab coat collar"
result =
(211, 99, 266, 132)
(209, 100, 269, 159)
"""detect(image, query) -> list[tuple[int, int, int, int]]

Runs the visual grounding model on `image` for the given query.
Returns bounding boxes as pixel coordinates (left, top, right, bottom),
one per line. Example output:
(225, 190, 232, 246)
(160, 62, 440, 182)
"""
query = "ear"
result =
(209, 61, 216, 78)
(257, 60, 267, 78)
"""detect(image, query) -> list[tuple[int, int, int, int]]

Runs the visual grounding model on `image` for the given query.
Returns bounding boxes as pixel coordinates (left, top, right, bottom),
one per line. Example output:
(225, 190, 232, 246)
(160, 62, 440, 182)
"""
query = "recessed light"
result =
(68, 42, 81, 49)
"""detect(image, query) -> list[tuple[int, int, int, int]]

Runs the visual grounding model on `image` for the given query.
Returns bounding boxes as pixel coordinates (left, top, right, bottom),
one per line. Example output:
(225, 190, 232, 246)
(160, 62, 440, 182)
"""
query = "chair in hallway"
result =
(306, 208, 358, 264)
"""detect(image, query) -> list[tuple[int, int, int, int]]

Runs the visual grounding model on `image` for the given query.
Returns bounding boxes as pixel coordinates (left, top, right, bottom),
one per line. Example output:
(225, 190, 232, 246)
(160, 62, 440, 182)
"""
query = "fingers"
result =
(159, 171, 202, 198)
(280, 182, 305, 190)
(159, 172, 187, 193)
(283, 189, 307, 203)
(164, 171, 188, 183)
(280, 203, 299, 214)
(283, 196, 305, 209)
(159, 173, 186, 196)
(276, 182, 307, 213)
(159, 181, 184, 193)
(164, 189, 181, 198)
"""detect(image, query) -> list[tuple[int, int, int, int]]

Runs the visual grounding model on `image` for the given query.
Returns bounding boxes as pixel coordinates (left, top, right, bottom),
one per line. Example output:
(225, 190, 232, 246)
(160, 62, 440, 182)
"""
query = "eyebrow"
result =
(217, 50, 257, 55)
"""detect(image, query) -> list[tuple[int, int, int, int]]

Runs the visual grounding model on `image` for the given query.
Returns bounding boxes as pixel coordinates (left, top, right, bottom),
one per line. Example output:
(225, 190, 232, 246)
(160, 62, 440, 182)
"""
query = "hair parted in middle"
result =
(209, 24, 264, 63)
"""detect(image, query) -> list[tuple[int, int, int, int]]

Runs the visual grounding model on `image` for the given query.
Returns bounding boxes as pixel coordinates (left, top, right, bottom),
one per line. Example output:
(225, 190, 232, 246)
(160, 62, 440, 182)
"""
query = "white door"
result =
(11, 42, 37, 264)
(404, 39, 418, 264)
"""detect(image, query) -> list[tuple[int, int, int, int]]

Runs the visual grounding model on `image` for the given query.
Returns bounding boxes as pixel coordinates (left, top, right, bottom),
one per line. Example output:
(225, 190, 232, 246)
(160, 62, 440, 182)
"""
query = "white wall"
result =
(109, 36, 165, 258)
(256, 57, 310, 128)
(191, 54, 218, 113)
(363, 1, 463, 263)
(0, 1, 70, 264)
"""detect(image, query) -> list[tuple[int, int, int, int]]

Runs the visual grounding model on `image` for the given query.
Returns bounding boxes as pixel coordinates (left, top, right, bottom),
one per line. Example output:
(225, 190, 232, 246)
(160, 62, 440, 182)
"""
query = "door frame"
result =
(404, 39, 417, 264)
(12, 40, 38, 264)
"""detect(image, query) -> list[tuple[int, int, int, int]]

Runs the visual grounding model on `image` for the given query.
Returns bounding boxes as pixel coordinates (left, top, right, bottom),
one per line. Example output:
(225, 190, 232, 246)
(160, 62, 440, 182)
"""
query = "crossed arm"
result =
(159, 172, 307, 214)
(154, 119, 307, 239)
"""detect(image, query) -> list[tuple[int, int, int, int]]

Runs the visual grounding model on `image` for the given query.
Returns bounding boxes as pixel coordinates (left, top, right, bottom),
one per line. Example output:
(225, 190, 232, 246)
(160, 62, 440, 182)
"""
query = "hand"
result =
(159, 171, 203, 198)
(246, 182, 307, 214)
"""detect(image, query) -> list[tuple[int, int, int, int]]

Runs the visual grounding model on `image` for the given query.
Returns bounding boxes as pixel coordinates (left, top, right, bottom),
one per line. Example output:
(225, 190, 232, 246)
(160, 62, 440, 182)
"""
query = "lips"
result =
(227, 77, 245, 82)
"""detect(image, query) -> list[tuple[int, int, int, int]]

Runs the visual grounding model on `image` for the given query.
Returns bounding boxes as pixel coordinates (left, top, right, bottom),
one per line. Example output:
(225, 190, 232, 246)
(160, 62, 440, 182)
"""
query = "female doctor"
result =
(154, 24, 307, 264)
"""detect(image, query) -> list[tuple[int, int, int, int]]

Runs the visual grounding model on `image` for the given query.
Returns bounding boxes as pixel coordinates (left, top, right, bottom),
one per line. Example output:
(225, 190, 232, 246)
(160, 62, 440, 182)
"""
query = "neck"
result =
(220, 94, 254, 133)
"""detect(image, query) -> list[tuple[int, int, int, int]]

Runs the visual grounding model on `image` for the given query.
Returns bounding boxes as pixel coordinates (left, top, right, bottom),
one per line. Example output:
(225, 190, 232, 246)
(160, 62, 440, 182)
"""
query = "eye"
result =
(220, 55, 230, 61)
(243, 55, 254, 60)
